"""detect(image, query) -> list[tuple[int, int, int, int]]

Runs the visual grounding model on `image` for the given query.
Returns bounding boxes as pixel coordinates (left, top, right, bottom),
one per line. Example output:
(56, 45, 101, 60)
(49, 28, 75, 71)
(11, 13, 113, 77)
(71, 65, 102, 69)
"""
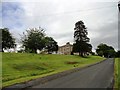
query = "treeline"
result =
(96, 43, 120, 58)
(1, 27, 58, 54)
(1, 20, 120, 58)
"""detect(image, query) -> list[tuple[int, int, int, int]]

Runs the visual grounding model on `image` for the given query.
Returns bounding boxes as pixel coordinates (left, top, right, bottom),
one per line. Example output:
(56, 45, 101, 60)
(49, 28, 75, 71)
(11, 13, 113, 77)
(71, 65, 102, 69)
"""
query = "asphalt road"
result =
(30, 58, 114, 88)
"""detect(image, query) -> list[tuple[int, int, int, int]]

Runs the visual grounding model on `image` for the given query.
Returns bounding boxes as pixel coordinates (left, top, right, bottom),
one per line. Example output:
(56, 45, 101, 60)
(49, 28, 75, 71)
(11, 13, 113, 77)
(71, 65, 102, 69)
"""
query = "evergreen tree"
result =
(73, 21, 91, 56)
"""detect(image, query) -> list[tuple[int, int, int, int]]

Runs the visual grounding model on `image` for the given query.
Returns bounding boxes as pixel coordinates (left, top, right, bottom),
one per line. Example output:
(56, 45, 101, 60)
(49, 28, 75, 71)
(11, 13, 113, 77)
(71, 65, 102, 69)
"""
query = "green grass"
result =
(114, 58, 120, 89)
(2, 53, 105, 87)
(0, 52, 2, 89)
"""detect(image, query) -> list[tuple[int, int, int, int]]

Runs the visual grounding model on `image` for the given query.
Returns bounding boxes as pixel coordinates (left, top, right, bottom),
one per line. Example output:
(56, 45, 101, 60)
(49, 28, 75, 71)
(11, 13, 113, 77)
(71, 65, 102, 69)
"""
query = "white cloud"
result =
(2, 1, 119, 51)
(2, 0, 120, 2)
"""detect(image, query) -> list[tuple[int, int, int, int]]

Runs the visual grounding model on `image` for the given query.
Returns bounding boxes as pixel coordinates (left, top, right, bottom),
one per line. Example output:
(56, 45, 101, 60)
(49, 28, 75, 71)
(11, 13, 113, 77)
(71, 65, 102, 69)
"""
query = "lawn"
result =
(114, 58, 120, 89)
(0, 52, 2, 89)
(2, 53, 105, 87)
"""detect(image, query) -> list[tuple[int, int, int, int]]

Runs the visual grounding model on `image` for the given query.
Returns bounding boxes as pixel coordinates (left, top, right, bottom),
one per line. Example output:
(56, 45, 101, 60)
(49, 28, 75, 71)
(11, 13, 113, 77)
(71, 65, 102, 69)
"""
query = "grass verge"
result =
(114, 58, 119, 89)
(2, 53, 105, 87)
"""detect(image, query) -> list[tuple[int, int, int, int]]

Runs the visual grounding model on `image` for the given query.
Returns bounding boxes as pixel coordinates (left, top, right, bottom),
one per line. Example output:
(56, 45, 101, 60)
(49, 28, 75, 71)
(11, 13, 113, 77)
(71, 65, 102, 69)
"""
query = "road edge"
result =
(107, 58, 114, 89)
(2, 58, 107, 90)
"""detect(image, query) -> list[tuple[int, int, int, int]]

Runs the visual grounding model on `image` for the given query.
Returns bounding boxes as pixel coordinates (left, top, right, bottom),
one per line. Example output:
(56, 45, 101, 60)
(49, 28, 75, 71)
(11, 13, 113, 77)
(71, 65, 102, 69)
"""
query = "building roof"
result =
(59, 42, 73, 48)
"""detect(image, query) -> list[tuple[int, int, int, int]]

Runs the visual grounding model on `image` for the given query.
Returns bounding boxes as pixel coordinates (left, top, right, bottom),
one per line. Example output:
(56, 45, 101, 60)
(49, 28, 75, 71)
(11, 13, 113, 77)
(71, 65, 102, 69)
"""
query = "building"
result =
(58, 42, 73, 55)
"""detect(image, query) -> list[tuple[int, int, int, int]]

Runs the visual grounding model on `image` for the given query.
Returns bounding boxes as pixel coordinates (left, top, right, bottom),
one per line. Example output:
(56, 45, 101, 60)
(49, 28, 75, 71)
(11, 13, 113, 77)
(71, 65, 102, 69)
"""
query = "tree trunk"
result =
(81, 52, 84, 57)
(2, 48, 4, 52)
(32, 48, 37, 53)
(56, 51, 58, 54)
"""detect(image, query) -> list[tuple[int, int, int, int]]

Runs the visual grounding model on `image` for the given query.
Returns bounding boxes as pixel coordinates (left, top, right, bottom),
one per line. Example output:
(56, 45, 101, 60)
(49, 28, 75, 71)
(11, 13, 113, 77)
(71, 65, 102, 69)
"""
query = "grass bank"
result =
(114, 58, 119, 89)
(2, 53, 105, 87)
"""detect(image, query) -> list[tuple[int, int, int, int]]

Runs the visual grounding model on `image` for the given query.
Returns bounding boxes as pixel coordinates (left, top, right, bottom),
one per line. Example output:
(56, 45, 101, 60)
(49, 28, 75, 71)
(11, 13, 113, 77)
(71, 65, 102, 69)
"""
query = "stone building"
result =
(58, 42, 73, 55)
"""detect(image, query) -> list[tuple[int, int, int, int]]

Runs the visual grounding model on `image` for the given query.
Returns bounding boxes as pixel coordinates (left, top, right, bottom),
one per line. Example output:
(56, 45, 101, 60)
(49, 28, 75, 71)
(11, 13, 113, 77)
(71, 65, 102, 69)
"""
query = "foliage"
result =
(73, 42, 92, 54)
(97, 51, 103, 57)
(0, 30, 2, 52)
(115, 50, 120, 57)
(44, 37, 58, 54)
(22, 27, 45, 53)
(73, 21, 92, 56)
(1, 28, 16, 51)
(96, 43, 116, 58)
(21, 27, 58, 53)
(2, 53, 105, 87)
(90, 52, 95, 55)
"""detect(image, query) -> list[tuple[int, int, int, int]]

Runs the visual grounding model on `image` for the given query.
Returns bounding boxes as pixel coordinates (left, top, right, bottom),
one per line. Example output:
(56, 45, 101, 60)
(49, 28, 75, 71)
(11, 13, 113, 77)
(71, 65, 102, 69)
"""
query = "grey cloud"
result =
(2, 1, 119, 51)
(91, 20, 118, 51)
(92, 34, 118, 50)
(50, 32, 73, 40)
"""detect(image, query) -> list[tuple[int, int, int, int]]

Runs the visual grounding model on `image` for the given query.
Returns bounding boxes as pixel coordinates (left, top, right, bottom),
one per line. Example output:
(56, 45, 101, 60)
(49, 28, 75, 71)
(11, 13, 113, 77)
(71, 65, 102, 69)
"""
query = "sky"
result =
(1, 0, 119, 51)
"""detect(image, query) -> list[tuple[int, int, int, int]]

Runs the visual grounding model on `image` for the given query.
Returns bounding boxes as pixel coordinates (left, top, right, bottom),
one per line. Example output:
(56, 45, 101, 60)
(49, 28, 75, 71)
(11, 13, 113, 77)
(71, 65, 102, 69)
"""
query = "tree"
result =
(22, 27, 46, 53)
(96, 43, 107, 57)
(96, 43, 116, 58)
(91, 52, 95, 55)
(118, 1, 120, 12)
(83, 43, 92, 55)
(0, 30, 2, 52)
(1, 28, 16, 52)
(115, 50, 120, 57)
(44, 37, 58, 54)
(73, 42, 92, 56)
(73, 20, 91, 57)
(97, 51, 103, 57)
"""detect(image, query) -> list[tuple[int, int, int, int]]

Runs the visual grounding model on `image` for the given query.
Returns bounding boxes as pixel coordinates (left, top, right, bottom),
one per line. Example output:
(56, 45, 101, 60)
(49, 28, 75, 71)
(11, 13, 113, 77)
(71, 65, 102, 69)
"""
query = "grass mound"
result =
(2, 53, 105, 87)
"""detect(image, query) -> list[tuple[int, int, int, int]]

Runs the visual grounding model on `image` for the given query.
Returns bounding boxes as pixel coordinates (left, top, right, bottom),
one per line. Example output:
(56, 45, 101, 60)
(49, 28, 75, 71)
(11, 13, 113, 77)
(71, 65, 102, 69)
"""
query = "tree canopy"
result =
(74, 21, 89, 42)
(96, 43, 116, 58)
(115, 50, 120, 57)
(1, 28, 16, 52)
(22, 27, 58, 53)
(44, 37, 58, 54)
(73, 20, 92, 57)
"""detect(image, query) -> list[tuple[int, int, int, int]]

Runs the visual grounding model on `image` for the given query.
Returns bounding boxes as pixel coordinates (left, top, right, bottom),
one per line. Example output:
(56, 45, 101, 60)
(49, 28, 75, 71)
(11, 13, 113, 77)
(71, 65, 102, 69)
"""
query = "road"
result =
(30, 58, 114, 88)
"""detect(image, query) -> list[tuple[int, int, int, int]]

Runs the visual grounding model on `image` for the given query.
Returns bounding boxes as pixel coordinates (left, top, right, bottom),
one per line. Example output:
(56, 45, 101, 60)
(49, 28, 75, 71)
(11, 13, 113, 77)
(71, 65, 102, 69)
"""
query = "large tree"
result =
(44, 37, 58, 54)
(0, 29, 2, 52)
(115, 50, 120, 57)
(73, 20, 91, 56)
(96, 43, 116, 58)
(22, 27, 46, 53)
(1, 28, 16, 52)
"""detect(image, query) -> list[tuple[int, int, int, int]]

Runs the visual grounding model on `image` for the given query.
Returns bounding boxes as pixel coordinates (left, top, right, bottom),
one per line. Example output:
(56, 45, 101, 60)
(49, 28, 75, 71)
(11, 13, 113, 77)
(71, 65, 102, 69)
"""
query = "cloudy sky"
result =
(1, 0, 119, 51)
